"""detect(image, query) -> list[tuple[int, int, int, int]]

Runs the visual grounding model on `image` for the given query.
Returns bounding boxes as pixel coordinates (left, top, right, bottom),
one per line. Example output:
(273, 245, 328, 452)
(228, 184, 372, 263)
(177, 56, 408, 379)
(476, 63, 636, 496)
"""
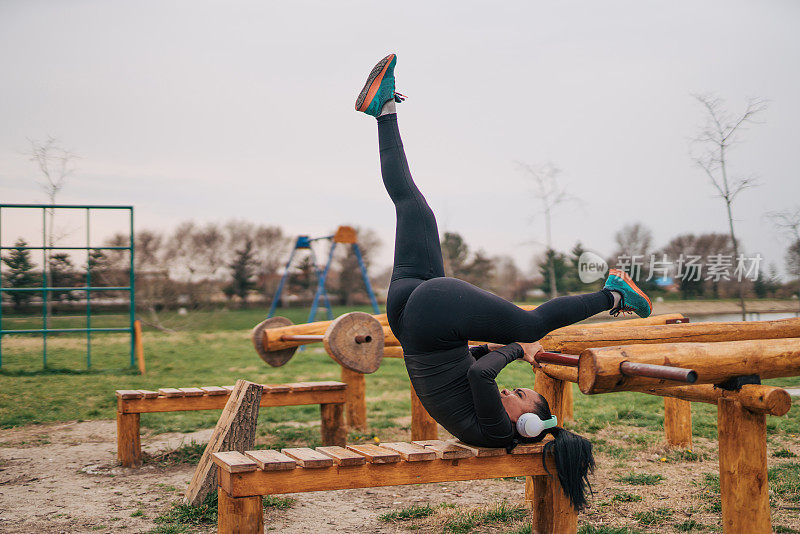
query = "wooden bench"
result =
(116, 381, 347, 467)
(212, 439, 576, 534)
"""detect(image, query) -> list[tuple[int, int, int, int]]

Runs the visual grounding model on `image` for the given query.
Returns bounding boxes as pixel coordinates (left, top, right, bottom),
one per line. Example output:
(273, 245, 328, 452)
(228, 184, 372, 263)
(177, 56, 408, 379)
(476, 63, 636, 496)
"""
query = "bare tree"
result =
(28, 136, 78, 325)
(691, 94, 768, 319)
(517, 161, 574, 298)
(253, 225, 290, 302)
(767, 206, 800, 312)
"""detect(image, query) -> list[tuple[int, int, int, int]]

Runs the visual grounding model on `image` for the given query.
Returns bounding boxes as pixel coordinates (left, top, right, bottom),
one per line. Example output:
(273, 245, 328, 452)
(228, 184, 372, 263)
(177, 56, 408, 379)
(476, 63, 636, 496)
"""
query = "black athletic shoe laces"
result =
(394, 92, 407, 103)
(609, 294, 635, 317)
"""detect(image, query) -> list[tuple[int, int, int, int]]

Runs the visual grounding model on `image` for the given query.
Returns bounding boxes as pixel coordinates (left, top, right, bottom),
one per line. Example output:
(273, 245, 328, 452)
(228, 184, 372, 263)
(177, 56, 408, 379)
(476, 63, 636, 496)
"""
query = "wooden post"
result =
(562, 382, 574, 423)
(528, 371, 577, 533)
(341, 367, 367, 430)
(663, 397, 692, 448)
(133, 319, 145, 375)
(410, 383, 438, 440)
(320, 403, 347, 447)
(717, 397, 771, 534)
(218, 487, 263, 534)
(116, 412, 141, 467)
(185, 380, 262, 506)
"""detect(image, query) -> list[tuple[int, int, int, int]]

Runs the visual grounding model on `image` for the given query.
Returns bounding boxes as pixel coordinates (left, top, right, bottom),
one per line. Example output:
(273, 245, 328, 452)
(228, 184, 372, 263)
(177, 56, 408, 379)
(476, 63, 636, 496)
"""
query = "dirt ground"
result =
(1, 420, 797, 533)
(0, 421, 531, 534)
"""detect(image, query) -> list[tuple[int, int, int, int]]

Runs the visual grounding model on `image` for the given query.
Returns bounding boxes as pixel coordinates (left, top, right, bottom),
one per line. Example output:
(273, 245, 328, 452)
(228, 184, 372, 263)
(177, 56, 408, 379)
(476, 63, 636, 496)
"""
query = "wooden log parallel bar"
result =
(535, 352, 697, 384)
(213, 440, 572, 534)
(115, 381, 346, 468)
(578, 337, 800, 394)
(548, 317, 800, 355)
(538, 360, 792, 415)
(381, 314, 687, 358)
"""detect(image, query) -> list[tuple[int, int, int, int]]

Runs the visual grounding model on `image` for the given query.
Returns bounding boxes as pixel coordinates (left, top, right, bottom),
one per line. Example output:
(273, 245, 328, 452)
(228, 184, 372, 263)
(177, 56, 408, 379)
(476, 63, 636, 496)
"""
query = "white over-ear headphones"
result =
(516, 413, 558, 438)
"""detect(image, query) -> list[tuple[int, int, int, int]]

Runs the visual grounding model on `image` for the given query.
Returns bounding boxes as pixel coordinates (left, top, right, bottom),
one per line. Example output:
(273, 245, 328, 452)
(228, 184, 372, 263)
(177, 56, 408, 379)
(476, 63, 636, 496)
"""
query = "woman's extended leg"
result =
(379, 113, 445, 283)
(402, 277, 614, 352)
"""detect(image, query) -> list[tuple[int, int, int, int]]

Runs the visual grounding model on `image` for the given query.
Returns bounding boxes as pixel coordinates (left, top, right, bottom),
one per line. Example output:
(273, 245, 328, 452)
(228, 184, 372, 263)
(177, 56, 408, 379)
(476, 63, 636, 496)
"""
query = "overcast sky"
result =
(1, 1, 799, 277)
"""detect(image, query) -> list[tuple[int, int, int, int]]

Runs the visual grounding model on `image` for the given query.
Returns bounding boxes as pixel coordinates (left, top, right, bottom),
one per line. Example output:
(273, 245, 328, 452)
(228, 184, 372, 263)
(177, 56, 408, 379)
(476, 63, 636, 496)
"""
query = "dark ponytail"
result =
(542, 426, 595, 510)
(514, 397, 595, 511)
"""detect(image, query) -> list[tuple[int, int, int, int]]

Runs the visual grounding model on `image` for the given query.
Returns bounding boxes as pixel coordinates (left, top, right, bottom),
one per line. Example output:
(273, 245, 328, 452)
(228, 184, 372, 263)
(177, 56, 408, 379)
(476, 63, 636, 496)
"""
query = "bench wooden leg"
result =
(528, 370, 577, 533)
(116, 412, 141, 467)
(218, 487, 263, 534)
(320, 402, 347, 447)
(664, 397, 692, 448)
(341, 367, 367, 431)
(410, 383, 438, 440)
(718, 398, 771, 534)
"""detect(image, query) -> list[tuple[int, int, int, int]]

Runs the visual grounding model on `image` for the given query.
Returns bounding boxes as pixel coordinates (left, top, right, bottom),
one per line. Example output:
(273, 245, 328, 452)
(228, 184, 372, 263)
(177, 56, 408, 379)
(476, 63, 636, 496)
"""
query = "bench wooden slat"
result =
(158, 388, 184, 397)
(316, 446, 366, 466)
(413, 440, 475, 459)
(299, 381, 346, 391)
(179, 387, 205, 397)
(281, 447, 334, 468)
(115, 390, 143, 399)
(346, 444, 401, 464)
(381, 442, 436, 462)
(454, 441, 507, 457)
(222, 385, 235, 393)
(262, 384, 291, 394)
(245, 450, 296, 471)
(286, 382, 322, 392)
(211, 451, 258, 473)
(136, 390, 159, 398)
(510, 442, 547, 455)
(200, 386, 228, 396)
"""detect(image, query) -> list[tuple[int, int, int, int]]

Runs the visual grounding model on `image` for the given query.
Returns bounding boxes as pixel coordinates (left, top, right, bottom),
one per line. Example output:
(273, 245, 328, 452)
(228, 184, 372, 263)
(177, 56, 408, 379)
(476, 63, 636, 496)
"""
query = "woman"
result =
(355, 54, 652, 510)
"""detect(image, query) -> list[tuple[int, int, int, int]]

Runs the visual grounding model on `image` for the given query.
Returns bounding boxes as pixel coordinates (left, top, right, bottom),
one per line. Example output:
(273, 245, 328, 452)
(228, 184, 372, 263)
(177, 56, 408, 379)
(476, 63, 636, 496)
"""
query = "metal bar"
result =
(535, 352, 580, 366)
(2, 328, 132, 334)
(42, 208, 47, 368)
(308, 242, 336, 323)
(0, 246, 130, 250)
(268, 247, 296, 319)
(355, 334, 372, 344)
(352, 243, 380, 314)
(0, 286, 132, 292)
(129, 208, 135, 368)
(620, 361, 698, 383)
(0, 204, 133, 209)
(86, 208, 91, 369)
(280, 334, 324, 342)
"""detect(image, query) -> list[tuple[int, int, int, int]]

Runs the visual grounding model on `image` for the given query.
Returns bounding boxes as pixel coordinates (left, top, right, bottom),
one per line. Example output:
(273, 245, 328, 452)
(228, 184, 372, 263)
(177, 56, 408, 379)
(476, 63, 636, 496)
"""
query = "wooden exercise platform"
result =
(212, 439, 572, 534)
(115, 381, 347, 468)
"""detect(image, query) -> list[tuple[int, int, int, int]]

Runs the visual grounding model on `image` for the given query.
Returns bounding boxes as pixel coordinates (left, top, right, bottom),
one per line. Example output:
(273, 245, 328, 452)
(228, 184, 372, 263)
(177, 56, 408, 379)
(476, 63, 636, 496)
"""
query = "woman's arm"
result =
(466, 343, 524, 443)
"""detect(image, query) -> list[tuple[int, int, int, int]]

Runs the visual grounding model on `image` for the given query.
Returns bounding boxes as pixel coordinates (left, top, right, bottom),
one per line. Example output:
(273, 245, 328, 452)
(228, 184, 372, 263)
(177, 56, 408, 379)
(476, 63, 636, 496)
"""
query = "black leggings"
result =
(379, 113, 612, 353)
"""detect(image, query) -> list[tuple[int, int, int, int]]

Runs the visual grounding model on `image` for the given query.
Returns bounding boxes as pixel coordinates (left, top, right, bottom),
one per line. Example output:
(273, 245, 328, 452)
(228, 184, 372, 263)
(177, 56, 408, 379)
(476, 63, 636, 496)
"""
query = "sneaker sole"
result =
(355, 53, 395, 112)
(609, 268, 653, 310)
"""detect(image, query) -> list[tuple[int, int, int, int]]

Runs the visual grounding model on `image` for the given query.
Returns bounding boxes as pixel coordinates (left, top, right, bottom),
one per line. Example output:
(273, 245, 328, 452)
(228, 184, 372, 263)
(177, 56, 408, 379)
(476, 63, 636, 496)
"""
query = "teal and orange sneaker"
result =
(355, 53, 405, 117)
(603, 268, 652, 318)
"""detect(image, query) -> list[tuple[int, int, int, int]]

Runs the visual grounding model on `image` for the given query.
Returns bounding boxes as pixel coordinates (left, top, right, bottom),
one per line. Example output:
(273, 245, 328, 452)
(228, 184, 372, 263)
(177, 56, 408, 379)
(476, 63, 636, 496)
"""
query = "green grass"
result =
(615, 473, 664, 486)
(773, 448, 797, 458)
(143, 441, 205, 467)
(675, 519, 707, 531)
(378, 504, 436, 522)
(610, 491, 642, 503)
(578, 526, 644, 534)
(769, 462, 800, 502)
(442, 502, 528, 533)
(632, 507, 672, 526)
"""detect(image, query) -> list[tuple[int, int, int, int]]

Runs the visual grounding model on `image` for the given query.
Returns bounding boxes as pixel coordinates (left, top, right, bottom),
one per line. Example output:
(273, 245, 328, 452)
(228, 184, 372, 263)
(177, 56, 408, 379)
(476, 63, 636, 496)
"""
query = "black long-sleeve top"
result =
(404, 342, 524, 448)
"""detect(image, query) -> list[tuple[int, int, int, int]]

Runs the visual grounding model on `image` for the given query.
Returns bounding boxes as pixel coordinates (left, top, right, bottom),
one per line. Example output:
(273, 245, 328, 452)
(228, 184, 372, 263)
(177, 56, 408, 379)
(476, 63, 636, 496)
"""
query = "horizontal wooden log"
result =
(215, 450, 554, 497)
(578, 337, 800, 394)
(381, 314, 686, 356)
(118, 388, 345, 414)
(550, 317, 800, 355)
(636, 384, 791, 416)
